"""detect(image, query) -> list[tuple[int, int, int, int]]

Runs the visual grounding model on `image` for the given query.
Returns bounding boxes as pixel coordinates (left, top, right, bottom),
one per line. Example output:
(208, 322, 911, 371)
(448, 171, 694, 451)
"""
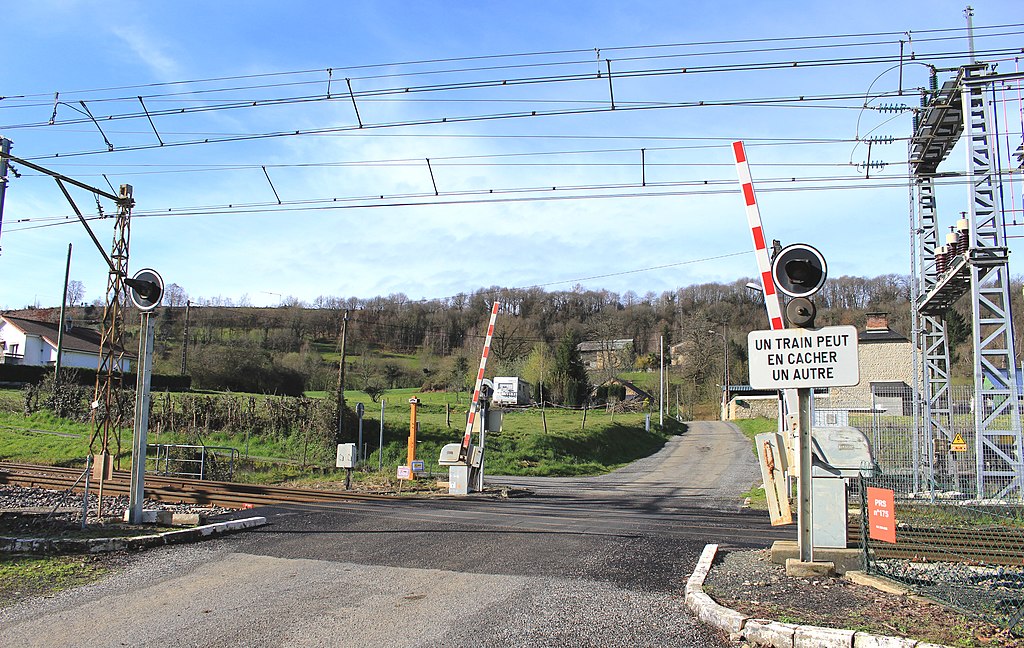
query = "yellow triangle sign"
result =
(950, 432, 968, 452)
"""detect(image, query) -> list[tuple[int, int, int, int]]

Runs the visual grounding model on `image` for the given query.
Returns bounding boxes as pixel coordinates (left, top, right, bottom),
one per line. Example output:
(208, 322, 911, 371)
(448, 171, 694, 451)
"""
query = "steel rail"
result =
(0, 461, 405, 509)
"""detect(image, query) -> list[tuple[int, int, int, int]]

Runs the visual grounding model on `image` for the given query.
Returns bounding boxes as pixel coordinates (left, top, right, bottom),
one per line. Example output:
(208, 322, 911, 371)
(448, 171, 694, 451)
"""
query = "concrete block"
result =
(845, 571, 912, 596)
(794, 624, 854, 648)
(743, 618, 797, 647)
(853, 633, 920, 648)
(122, 509, 159, 524)
(771, 540, 864, 574)
(686, 590, 747, 638)
(785, 558, 836, 578)
(156, 511, 202, 526)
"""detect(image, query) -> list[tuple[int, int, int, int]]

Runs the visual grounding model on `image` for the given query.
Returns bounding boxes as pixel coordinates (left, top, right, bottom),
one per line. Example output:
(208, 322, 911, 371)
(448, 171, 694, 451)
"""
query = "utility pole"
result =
(180, 300, 191, 375)
(659, 335, 664, 427)
(0, 138, 11, 253)
(965, 5, 976, 63)
(335, 310, 349, 445)
(55, 244, 72, 381)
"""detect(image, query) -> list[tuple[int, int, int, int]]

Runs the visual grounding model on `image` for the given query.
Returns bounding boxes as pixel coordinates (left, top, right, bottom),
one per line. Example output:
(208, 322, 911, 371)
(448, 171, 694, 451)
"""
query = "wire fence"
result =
(814, 385, 1024, 634)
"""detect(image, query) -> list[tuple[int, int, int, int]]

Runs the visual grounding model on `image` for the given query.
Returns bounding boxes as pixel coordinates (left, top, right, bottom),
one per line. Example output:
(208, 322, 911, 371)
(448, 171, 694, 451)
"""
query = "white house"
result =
(0, 314, 132, 372)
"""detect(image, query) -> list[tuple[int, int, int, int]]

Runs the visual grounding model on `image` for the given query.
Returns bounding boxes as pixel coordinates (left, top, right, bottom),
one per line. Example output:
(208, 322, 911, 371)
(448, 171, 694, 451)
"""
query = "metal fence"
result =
(813, 385, 1024, 633)
(148, 444, 240, 481)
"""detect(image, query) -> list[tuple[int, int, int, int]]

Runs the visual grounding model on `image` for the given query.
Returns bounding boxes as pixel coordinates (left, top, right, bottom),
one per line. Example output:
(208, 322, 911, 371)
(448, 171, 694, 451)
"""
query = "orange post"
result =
(407, 397, 419, 477)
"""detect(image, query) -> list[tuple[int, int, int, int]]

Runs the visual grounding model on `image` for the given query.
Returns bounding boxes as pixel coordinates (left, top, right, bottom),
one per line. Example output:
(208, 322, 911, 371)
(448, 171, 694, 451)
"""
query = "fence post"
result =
(859, 476, 870, 573)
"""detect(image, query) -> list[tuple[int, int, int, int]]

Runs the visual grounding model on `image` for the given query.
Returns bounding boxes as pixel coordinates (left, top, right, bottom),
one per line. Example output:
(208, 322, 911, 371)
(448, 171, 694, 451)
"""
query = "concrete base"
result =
(123, 510, 204, 527)
(770, 540, 863, 575)
(784, 558, 835, 578)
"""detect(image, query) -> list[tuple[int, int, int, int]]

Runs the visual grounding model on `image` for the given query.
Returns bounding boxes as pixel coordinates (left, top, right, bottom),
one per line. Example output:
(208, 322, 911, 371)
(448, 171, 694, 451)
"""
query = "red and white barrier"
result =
(461, 301, 501, 455)
(732, 141, 785, 331)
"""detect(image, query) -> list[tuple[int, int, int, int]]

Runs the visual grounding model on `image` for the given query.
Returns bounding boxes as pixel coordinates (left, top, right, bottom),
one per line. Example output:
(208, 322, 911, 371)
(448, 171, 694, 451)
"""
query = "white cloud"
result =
(109, 25, 182, 79)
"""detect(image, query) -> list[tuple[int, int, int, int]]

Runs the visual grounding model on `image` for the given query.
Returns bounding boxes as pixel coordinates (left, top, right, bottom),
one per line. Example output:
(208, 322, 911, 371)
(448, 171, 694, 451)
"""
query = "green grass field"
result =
(0, 387, 680, 482)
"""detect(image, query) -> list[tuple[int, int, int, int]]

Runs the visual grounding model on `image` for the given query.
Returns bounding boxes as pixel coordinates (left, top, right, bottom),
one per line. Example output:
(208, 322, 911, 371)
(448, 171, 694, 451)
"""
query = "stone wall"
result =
(728, 395, 779, 420)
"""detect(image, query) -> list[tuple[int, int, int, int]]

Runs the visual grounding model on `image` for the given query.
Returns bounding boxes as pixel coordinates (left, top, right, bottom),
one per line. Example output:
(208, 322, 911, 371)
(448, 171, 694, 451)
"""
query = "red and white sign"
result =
(396, 465, 411, 480)
(867, 487, 897, 544)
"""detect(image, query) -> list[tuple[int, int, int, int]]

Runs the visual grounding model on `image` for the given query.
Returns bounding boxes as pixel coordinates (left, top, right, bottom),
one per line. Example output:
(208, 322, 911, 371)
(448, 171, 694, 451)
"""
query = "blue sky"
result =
(1, 1, 1022, 309)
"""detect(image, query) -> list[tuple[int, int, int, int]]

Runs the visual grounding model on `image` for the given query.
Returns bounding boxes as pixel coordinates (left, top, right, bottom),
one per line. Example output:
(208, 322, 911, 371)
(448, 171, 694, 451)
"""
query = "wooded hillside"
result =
(9, 272, 1009, 412)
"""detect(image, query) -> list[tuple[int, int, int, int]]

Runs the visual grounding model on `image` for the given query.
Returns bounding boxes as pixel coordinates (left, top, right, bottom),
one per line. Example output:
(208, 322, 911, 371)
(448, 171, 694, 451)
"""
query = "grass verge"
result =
(0, 554, 111, 608)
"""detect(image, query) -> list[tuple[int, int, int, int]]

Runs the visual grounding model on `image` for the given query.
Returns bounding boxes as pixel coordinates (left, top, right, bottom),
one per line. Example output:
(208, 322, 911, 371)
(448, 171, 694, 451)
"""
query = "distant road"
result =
(0, 420, 787, 648)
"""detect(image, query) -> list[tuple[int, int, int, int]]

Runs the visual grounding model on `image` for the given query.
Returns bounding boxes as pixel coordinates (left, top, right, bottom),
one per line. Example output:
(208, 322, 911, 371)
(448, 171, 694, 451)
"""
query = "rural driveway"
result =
(0, 421, 786, 647)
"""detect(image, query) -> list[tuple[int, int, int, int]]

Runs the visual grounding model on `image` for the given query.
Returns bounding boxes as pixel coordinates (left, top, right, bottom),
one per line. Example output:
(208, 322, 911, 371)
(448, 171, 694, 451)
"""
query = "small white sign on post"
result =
(747, 325, 859, 389)
(396, 465, 412, 480)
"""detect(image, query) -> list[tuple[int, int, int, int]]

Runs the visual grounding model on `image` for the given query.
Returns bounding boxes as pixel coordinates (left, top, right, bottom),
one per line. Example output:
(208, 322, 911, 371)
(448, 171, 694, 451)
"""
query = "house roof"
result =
(596, 377, 654, 401)
(1, 314, 132, 357)
(858, 328, 909, 344)
(577, 339, 633, 353)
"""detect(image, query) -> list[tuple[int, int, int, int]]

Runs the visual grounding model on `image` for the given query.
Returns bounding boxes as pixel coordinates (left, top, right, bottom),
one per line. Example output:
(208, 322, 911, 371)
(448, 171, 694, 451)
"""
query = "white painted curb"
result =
(684, 543, 953, 648)
(0, 516, 268, 554)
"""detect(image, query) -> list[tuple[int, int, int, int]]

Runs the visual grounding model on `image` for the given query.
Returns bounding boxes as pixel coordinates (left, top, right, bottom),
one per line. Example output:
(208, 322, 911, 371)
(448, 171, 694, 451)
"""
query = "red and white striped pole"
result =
(461, 301, 501, 458)
(733, 140, 798, 417)
(732, 140, 785, 331)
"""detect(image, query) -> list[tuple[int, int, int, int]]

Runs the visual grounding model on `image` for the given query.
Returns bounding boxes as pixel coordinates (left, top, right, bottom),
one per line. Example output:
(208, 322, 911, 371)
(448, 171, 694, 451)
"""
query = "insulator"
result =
(956, 217, 970, 254)
(946, 227, 958, 248)
(936, 246, 948, 274)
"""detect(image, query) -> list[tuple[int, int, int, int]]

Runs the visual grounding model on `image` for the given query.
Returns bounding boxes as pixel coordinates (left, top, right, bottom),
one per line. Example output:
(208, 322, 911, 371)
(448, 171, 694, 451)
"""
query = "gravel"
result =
(0, 485, 233, 529)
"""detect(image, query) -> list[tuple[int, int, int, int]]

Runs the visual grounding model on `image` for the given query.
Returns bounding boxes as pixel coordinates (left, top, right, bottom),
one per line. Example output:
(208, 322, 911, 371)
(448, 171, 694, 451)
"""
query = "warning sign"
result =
(747, 325, 859, 389)
(867, 487, 897, 544)
(950, 432, 968, 452)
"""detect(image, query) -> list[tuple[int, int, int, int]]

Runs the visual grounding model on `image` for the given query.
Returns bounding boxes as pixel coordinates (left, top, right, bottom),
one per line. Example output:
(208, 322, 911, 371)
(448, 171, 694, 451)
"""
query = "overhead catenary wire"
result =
(2, 88, 930, 161)
(9, 171, 1009, 234)
(3, 22, 1021, 106)
(5, 42, 1021, 137)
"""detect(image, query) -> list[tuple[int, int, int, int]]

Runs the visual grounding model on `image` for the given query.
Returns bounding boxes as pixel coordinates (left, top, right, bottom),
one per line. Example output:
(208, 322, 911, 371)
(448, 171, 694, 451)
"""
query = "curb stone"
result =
(685, 543, 953, 648)
(0, 516, 267, 554)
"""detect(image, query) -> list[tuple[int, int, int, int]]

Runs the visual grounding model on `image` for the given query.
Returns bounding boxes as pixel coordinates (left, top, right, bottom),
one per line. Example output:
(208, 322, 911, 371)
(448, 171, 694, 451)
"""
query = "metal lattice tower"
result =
(912, 65, 1024, 498)
(89, 184, 133, 467)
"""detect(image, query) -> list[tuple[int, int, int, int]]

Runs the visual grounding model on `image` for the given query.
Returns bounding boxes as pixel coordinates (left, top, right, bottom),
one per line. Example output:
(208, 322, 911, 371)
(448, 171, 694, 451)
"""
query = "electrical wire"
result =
(4, 22, 1020, 104)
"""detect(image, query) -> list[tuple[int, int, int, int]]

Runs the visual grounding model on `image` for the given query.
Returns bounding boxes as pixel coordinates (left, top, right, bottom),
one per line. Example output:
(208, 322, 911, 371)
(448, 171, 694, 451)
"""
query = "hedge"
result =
(0, 364, 191, 391)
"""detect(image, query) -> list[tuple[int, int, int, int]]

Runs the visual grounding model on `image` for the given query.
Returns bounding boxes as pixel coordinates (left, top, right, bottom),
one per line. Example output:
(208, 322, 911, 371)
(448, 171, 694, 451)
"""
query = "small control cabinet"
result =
(336, 443, 357, 469)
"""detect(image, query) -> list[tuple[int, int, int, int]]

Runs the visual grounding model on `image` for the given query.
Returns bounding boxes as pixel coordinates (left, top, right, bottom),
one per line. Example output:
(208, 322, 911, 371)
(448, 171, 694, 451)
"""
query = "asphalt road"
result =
(0, 420, 789, 647)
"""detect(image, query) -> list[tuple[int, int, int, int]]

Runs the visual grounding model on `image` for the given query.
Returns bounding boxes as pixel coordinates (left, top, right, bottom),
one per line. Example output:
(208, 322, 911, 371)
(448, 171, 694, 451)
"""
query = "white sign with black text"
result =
(747, 325, 860, 389)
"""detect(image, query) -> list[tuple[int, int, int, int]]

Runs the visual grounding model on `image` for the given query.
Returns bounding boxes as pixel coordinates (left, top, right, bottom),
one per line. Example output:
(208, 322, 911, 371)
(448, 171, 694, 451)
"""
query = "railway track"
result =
(0, 461, 402, 509)
(5, 462, 1023, 566)
(848, 522, 1024, 566)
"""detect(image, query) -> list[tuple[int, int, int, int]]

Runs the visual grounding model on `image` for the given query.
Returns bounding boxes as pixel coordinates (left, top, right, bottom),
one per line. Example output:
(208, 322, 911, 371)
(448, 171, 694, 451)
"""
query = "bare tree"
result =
(66, 280, 85, 306)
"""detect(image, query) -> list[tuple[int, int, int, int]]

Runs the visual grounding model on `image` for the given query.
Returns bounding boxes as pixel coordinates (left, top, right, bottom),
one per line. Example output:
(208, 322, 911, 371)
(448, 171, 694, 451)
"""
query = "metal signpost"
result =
(356, 402, 365, 463)
(127, 269, 164, 525)
(749, 325, 859, 564)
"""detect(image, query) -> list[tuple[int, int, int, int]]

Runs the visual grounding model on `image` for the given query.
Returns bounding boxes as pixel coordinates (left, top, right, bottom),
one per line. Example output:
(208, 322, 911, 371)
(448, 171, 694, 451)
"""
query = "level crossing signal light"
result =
(126, 268, 164, 312)
(771, 244, 826, 329)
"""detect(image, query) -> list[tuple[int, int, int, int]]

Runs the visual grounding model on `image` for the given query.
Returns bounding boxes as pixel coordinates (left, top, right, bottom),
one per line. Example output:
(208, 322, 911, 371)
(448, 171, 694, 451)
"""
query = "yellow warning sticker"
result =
(950, 432, 968, 452)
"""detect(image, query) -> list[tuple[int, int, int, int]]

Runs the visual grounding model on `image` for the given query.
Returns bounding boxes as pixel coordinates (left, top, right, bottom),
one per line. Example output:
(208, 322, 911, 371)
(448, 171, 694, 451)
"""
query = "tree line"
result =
(12, 272, 1013, 410)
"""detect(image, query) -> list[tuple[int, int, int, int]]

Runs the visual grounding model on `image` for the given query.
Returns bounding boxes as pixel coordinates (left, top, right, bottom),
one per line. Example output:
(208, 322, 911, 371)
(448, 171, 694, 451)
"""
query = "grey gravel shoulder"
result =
(686, 543, 953, 648)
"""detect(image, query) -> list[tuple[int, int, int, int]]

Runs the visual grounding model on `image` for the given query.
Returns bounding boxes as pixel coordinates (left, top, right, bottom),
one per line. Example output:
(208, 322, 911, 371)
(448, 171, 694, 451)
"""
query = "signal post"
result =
(748, 244, 859, 574)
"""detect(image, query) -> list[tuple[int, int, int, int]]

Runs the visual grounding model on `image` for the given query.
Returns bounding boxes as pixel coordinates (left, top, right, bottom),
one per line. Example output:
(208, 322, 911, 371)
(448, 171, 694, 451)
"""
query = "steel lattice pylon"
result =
(912, 65, 1024, 499)
(960, 67, 1023, 498)
(89, 184, 133, 469)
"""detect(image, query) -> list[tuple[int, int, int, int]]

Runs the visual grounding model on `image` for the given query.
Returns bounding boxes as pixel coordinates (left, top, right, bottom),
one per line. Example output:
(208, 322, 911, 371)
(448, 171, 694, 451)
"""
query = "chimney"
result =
(65, 317, 73, 332)
(865, 312, 889, 332)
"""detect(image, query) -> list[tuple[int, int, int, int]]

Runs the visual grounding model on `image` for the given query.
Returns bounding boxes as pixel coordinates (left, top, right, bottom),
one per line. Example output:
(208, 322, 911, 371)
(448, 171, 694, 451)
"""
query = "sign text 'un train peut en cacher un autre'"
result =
(747, 325, 860, 390)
